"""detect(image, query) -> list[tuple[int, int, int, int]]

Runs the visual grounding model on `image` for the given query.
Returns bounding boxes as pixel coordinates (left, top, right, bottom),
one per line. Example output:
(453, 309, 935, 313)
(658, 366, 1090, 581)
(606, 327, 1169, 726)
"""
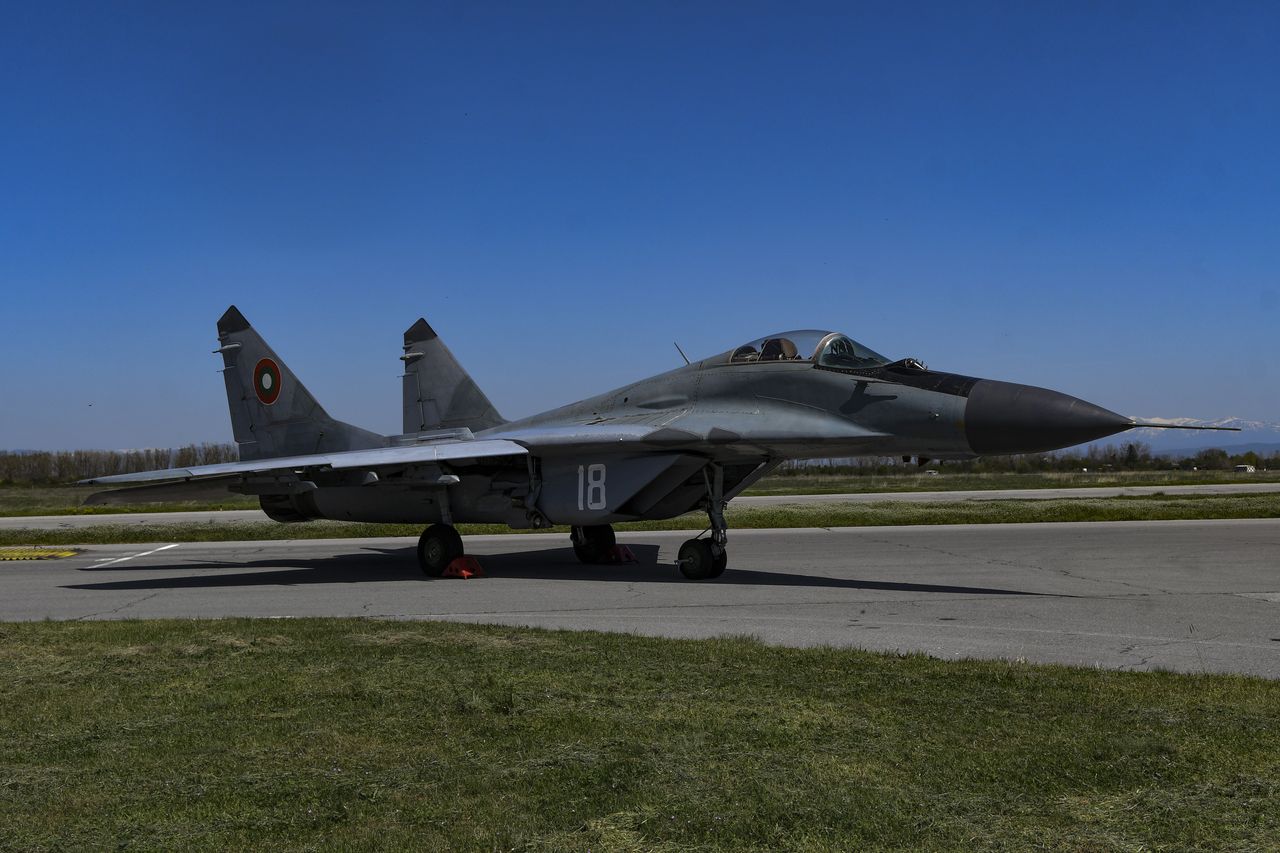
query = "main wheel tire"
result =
(709, 543, 728, 578)
(678, 539, 724, 580)
(571, 524, 616, 564)
(418, 524, 463, 576)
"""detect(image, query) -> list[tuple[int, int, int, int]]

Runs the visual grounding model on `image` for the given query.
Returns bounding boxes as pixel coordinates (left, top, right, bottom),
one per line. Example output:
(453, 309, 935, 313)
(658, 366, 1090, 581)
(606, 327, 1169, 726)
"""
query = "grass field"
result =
(3, 493, 1278, 547)
(3, 469, 1277, 517)
(749, 468, 1280, 495)
(0, 485, 257, 517)
(1, 619, 1276, 850)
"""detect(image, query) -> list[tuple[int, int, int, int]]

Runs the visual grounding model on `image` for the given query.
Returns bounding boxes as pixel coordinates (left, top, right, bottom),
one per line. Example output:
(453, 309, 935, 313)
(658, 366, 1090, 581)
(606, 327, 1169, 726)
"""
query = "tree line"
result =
(0, 444, 240, 485)
(780, 441, 1278, 476)
(944, 442, 1276, 474)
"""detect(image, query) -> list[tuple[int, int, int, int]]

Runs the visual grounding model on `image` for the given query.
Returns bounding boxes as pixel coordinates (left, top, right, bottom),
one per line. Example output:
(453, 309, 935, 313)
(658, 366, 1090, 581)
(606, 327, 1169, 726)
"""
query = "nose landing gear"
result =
(678, 464, 729, 580)
(678, 538, 727, 579)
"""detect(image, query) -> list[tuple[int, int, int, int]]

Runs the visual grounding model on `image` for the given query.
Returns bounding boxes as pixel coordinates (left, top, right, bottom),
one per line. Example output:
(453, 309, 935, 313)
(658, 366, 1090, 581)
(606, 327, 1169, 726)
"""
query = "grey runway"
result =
(4, 520, 1279, 678)
(5, 482, 1278, 530)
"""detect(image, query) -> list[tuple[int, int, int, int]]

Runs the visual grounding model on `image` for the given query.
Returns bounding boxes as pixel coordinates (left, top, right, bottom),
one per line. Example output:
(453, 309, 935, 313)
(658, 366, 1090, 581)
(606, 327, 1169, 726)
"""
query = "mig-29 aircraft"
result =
(82, 306, 1235, 580)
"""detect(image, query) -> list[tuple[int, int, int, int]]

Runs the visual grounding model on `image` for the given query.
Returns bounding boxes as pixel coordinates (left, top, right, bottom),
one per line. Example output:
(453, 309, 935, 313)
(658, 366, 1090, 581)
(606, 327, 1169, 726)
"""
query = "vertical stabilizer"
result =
(401, 318, 506, 434)
(217, 306, 386, 460)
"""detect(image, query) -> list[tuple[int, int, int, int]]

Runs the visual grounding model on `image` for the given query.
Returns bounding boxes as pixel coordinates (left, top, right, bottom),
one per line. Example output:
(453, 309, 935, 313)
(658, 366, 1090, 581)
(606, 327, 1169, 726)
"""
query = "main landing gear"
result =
(571, 524, 616, 564)
(678, 465, 729, 580)
(421, 463, 735, 580)
(572, 467, 732, 580)
(417, 523, 463, 576)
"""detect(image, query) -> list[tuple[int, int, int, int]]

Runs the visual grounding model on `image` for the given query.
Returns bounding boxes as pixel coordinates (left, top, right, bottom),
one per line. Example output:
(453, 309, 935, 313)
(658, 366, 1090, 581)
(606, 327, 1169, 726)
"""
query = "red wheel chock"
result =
(604, 545, 638, 564)
(441, 557, 486, 579)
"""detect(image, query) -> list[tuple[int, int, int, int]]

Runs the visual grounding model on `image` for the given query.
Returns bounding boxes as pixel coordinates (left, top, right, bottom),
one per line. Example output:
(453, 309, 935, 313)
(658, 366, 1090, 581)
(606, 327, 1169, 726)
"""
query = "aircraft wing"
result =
(491, 424, 668, 447)
(78, 439, 529, 486)
(492, 419, 891, 453)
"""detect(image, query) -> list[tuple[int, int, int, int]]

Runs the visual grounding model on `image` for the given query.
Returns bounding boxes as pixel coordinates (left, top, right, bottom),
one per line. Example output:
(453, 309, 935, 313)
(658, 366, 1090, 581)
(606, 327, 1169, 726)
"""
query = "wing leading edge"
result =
(79, 439, 529, 486)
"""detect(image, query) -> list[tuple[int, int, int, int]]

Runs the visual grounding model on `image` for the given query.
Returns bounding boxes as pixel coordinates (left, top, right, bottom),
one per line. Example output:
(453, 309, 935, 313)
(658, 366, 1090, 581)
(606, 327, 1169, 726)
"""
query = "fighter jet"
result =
(82, 307, 1236, 579)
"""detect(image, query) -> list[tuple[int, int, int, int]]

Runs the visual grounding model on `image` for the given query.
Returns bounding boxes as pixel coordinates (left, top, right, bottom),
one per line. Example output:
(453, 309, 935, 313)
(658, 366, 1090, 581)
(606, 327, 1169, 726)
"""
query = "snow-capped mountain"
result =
(1115, 416, 1280, 456)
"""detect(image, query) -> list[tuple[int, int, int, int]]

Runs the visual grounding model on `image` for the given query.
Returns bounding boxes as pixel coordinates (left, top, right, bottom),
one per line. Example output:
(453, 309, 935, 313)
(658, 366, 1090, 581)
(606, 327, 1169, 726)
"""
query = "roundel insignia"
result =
(253, 358, 282, 405)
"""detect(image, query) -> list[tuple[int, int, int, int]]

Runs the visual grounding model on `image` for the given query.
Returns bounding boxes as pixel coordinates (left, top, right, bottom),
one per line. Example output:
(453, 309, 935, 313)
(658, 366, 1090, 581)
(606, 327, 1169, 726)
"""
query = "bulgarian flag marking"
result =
(254, 358, 282, 405)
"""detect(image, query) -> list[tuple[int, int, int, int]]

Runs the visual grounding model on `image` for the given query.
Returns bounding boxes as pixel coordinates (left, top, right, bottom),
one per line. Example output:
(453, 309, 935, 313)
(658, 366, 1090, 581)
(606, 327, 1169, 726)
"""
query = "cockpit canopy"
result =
(728, 330, 890, 369)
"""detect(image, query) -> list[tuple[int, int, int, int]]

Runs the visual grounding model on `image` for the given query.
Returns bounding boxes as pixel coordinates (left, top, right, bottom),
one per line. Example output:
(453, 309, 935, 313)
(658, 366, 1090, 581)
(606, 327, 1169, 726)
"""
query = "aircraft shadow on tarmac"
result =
(65, 544, 1048, 597)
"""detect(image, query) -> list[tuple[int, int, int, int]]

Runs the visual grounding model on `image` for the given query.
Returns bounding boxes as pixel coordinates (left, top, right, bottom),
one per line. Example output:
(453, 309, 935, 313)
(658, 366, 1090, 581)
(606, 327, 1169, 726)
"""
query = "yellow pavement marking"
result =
(0, 547, 81, 561)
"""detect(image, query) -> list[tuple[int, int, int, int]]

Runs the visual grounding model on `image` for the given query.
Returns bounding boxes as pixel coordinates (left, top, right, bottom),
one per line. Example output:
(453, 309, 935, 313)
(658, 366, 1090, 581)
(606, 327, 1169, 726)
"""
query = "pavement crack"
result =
(76, 592, 159, 621)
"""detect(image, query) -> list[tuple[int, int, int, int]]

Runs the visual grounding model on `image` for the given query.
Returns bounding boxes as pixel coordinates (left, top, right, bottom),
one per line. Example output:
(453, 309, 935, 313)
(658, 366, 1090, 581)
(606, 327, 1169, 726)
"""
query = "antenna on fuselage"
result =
(674, 342, 691, 366)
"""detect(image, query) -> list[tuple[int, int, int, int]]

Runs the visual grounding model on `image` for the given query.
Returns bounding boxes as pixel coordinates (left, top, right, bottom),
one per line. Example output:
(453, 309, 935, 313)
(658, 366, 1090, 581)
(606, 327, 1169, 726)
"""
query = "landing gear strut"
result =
(679, 465, 729, 580)
(571, 524, 616, 564)
(417, 523, 463, 576)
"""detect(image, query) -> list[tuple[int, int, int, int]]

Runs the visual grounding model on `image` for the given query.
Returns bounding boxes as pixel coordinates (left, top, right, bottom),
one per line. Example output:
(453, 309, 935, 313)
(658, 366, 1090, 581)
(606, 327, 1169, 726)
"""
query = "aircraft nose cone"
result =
(964, 380, 1133, 454)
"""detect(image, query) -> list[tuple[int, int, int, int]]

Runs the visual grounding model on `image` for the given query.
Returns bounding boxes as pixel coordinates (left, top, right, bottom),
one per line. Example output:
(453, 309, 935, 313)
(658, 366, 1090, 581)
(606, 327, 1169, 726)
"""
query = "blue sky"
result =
(2, 1, 1277, 449)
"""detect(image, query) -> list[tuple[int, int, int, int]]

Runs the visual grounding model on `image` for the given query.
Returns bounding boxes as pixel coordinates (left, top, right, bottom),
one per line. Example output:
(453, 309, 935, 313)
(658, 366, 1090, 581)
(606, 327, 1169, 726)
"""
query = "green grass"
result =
(0, 619, 1276, 850)
(3, 493, 1278, 546)
(746, 469, 1280, 495)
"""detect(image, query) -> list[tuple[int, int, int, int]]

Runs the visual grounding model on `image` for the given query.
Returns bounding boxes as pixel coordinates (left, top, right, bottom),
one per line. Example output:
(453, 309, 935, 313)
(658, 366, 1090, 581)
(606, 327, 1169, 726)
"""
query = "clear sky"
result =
(2, 1, 1277, 449)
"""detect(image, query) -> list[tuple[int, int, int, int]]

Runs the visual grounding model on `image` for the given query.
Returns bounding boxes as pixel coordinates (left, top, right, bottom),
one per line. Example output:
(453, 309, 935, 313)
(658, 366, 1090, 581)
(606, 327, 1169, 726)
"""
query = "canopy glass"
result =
(728, 330, 889, 369)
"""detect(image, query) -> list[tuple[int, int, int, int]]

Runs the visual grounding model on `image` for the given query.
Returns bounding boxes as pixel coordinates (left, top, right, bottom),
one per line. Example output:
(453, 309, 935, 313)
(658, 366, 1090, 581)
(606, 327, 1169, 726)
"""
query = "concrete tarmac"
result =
(4, 482, 1278, 530)
(4, 520, 1279, 678)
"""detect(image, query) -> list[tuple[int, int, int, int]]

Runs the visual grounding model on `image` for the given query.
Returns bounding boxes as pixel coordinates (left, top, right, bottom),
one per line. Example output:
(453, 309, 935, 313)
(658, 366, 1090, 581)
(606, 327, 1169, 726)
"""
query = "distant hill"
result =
(1111, 417, 1280, 457)
(1146, 442, 1280, 458)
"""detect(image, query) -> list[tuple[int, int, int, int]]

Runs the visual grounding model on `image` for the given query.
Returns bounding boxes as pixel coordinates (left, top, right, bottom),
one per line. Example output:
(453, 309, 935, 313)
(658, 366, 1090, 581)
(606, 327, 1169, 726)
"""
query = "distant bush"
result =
(0, 444, 239, 485)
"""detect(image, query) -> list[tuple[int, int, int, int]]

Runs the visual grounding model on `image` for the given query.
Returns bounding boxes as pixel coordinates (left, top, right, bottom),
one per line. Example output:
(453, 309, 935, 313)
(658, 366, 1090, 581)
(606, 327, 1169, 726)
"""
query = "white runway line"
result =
(92, 543, 181, 567)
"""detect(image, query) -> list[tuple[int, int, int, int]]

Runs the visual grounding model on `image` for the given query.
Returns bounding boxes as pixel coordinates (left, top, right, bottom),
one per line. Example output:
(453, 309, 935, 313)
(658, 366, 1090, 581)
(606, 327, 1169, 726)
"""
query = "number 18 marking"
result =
(577, 463, 607, 511)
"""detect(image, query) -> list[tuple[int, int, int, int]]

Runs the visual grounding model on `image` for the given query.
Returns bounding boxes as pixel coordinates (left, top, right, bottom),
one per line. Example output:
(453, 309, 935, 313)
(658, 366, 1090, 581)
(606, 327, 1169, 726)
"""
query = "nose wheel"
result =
(679, 464, 730, 580)
(678, 538, 727, 579)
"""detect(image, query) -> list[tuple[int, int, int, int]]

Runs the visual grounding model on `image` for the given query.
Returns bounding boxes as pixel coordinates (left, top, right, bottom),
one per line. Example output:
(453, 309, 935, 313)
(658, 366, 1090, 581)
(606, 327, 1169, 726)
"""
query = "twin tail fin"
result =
(401, 318, 506, 435)
(214, 306, 504, 460)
